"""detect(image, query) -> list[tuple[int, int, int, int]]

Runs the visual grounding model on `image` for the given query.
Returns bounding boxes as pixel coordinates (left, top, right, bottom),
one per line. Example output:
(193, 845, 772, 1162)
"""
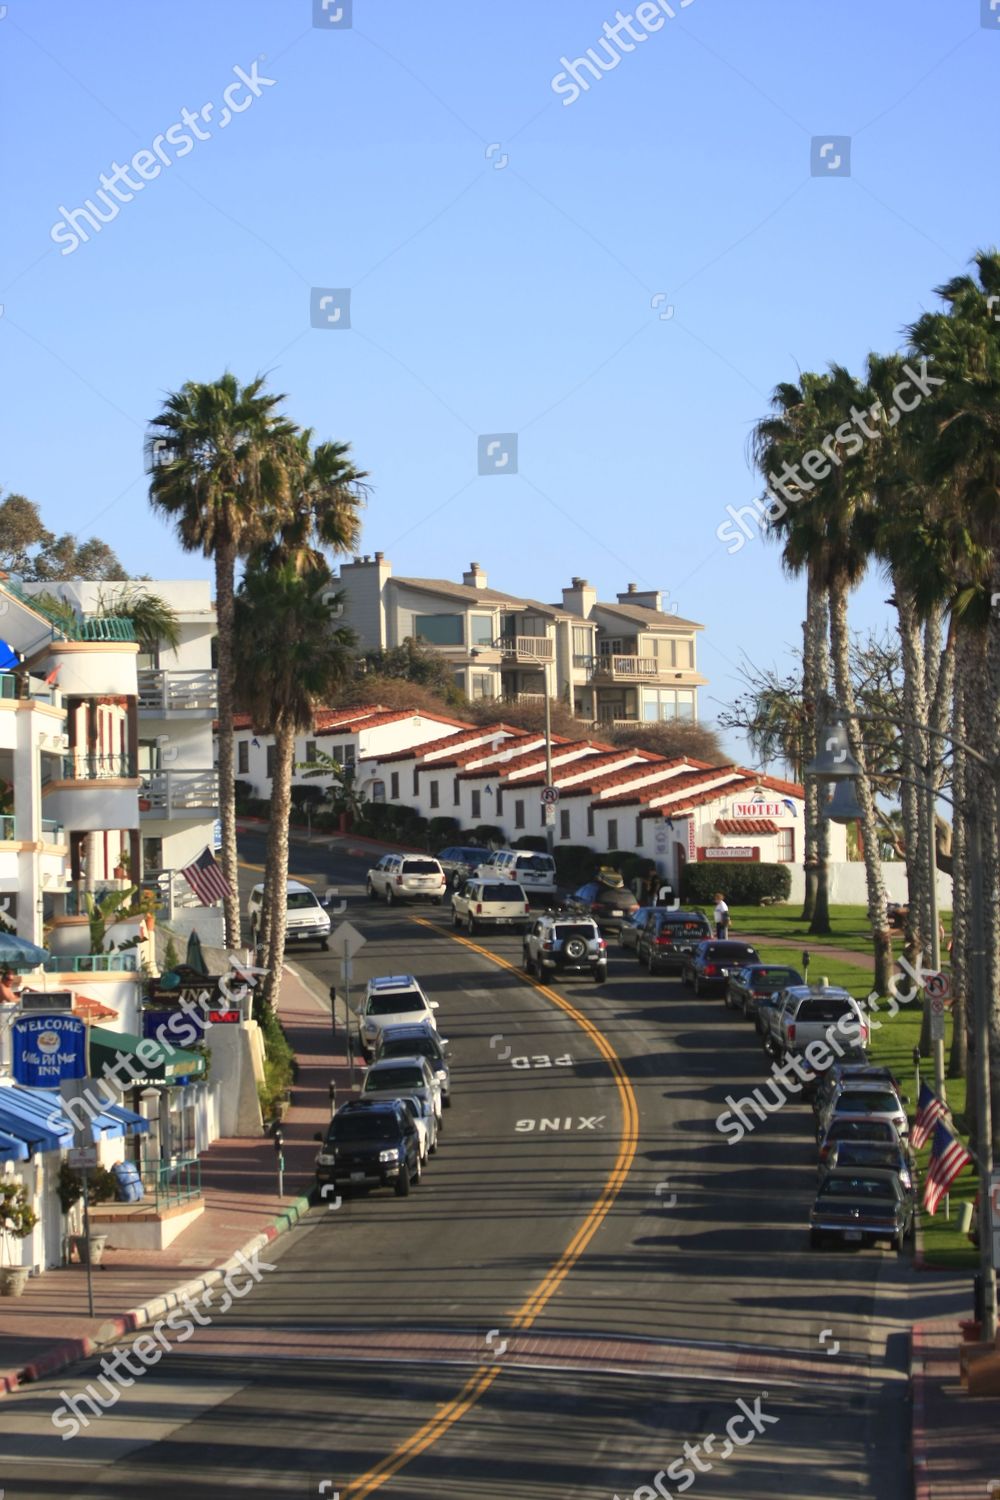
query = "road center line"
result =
(342, 920, 640, 1499)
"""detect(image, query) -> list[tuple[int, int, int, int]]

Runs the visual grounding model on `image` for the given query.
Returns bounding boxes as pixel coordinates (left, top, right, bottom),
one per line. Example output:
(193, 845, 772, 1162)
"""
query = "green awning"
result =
(88, 1026, 206, 1087)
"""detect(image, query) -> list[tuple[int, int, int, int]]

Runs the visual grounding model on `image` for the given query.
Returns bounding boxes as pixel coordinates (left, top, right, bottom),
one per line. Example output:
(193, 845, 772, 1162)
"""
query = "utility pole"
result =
(968, 816, 997, 1340)
(543, 658, 554, 855)
(923, 767, 946, 1103)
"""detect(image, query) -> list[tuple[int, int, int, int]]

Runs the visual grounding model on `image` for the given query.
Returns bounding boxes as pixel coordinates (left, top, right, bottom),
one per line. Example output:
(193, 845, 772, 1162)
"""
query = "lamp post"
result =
(543, 655, 554, 854)
(807, 714, 997, 1342)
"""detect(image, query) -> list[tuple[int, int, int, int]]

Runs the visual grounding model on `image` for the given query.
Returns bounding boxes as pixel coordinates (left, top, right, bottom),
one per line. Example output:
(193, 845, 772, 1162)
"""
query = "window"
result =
(635, 816, 644, 847)
(415, 613, 463, 645)
(471, 790, 481, 819)
(471, 673, 493, 700)
(453, 776, 460, 806)
(237, 741, 249, 774)
(370, 780, 385, 803)
(675, 639, 693, 669)
(344, 743, 356, 766)
(413, 768, 419, 795)
(142, 837, 163, 871)
(390, 771, 400, 801)
(470, 614, 494, 646)
(777, 828, 795, 862)
(304, 740, 317, 763)
(429, 781, 439, 809)
(560, 809, 570, 839)
(572, 627, 591, 658)
(642, 689, 697, 722)
(266, 745, 276, 778)
(515, 800, 525, 829)
(495, 787, 503, 815)
(606, 818, 618, 849)
(587, 806, 594, 836)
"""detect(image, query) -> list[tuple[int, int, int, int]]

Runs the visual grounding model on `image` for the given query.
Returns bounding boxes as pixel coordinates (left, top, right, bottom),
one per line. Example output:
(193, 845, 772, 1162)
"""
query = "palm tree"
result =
(234, 568, 356, 1014)
(146, 374, 299, 943)
(95, 585, 181, 654)
(261, 432, 367, 573)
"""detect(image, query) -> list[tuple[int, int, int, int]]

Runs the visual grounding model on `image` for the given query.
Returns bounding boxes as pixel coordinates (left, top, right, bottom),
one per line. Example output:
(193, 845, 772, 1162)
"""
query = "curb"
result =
(4, 1188, 313, 1396)
(910, 1323, 930, 1500)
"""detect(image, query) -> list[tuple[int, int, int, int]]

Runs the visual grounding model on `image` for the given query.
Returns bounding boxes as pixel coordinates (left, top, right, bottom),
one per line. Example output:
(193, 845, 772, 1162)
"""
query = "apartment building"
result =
(333, 555, 706, 728)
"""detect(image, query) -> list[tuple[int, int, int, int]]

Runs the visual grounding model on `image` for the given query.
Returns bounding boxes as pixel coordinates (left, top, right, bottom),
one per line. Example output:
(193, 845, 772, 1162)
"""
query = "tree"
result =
(0, 491, 128, 581)
(234, 568, 356, 1014)
(95, 585, 181, 653)
(146, 374, 300, 944)
(297, 746, 368, 823)
(606, 719, 729, 765)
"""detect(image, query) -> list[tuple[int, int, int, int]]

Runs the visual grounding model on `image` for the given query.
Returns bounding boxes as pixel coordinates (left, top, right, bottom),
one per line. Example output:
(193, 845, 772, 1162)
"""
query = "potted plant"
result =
(59, 1163, 116, 1266)
(112, 848, 131, 880)
(0, 1179, 38, 1295)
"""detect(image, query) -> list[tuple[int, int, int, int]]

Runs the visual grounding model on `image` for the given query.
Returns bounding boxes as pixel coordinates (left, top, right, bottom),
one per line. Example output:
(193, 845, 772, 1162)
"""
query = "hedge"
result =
(472, 825, 505, 848)
(553, 844, 599, 888)
(513, 835, 548, 852)
(681, 862, 791, 906)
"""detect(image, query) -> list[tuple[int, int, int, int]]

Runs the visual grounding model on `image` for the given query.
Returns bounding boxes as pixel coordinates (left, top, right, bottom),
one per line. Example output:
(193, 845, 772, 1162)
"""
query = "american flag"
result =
(180, 848, 231, 905)
(911, 1080, 948, 1150)
(923, 1120, 972, 1216)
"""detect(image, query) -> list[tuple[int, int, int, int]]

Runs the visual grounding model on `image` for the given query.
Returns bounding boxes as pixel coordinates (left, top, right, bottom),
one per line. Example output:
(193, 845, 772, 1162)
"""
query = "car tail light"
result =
(590, 902, 602, 913)
(542, 941, 554, 951)
(704, 964, 719, 976)
(787, 1023, 796, 1043)
(598, 939, 607, 951)
(524, 902, 531, 913)
(819, 1142, 829, 1162)
(476, 902, 483, 914)
(655, 935, 673, 946)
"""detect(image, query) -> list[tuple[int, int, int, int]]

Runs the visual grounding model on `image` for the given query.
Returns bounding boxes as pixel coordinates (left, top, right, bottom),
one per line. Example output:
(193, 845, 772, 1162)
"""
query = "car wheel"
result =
(468, 917, 478, 936)
(443, 1093, 452, 1108)
(522, 949, 532, 973)
(431, 896, 442, 906)
(534, 955, 545, 980)
(452, 908, 461, 927)
(891, 1233, 902, 1254)
(366, 882, 376, 901)
(385, 887, 395, 906)
(394, 1168, 411, 1197)
(414, 1156, 422, 1184)
(593, 966, 607, 984)
(694, 978, 702, 997)
(723, 988, 732, 1009)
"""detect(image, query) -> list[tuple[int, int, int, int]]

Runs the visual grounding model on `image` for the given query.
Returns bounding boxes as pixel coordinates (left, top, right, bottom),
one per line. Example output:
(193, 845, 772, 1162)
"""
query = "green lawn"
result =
(723, 902, 952, 964)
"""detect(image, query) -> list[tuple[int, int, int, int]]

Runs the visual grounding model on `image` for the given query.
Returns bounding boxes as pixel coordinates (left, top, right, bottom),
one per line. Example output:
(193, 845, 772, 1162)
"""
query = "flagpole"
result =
(968, 816, 997, 1341)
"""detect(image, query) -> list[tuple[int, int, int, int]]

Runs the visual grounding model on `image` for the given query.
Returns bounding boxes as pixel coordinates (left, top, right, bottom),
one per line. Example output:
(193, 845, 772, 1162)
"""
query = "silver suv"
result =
(366, 854, 446, 906)
(522, 915, 607, 983)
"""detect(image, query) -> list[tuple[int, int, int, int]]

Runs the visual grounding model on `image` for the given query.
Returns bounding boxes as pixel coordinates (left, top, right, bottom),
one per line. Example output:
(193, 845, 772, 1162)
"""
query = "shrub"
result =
(234, 779, 254, 809)
(553, 844, 598, 888)
(681, 862, 791, 906)
(257, 1010, 297, 1123)
(473, 825, 505, 848)
(513, 834, 548, 852)
(428, 816, 460, 845)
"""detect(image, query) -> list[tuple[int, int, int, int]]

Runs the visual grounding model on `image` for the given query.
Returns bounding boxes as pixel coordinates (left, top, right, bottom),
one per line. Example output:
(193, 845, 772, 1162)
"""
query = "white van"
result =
(476, 849, 557, 896)
(247, 879, 332, 951)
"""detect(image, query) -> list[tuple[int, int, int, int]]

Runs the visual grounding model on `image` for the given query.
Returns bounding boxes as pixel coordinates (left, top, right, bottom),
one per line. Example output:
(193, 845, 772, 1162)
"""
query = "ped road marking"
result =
(341, 920, 639, 1499)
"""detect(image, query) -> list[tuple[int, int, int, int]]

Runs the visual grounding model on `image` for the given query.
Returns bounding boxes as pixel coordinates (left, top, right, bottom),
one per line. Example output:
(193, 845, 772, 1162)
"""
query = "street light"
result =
(808, 713, 997, 1342)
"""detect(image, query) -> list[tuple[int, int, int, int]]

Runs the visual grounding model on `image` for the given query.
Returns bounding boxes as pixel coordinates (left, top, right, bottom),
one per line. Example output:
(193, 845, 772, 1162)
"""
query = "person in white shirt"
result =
(713, 894, 730, 939)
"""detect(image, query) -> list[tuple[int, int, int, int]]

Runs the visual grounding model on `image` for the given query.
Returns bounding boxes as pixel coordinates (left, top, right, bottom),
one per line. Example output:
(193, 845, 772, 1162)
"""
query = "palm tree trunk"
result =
(800, 604, 818, 922)
(894, 588, 926, 975)
(981, 616, 1000, 1157)
(214, 538, 241, 947)
(829, 574, 892, 992)
(809, 580, 832, 935)
(261, 720, 296, 1017)
(948, 657, 968, 1079)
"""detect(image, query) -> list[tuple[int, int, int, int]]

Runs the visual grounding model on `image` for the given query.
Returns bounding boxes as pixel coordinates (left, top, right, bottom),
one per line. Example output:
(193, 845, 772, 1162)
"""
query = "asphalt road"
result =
(1, 830, 968, 1499)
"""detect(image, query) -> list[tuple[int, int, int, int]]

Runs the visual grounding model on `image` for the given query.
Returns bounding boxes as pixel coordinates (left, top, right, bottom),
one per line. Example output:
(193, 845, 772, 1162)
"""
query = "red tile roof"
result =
(600, 765, 742, 808)
(715, 818, 779, 835)
(513, 750, 663, 795)
(370, 723, 524, 766)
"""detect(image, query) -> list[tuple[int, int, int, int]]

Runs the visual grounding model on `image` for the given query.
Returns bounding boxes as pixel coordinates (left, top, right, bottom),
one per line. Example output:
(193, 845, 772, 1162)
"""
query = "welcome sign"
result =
(12, 1013, 87, 1087)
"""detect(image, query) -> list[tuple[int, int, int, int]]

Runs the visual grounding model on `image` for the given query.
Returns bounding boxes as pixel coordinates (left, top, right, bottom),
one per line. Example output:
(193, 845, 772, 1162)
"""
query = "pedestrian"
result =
(0, 968, 21, 1004)
(644, 869, 659, 907)
(713, 892, 730, 939)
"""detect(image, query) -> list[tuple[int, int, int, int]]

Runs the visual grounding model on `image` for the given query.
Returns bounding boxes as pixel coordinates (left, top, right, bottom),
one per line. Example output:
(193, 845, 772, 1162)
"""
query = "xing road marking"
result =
(340, 919, 639, 1499)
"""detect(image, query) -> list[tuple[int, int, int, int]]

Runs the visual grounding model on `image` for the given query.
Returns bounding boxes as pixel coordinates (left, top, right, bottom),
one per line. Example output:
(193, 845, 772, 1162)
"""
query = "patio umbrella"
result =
(0, 933, 51, 968)
(0, 641, 20, 673)
(185, 929, 208, 975)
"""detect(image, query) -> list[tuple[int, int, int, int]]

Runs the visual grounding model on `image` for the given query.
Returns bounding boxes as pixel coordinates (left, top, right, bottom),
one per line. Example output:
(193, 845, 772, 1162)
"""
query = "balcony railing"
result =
(140, 1157, 202, 1210)
(137, 669, 217, 715)
(46, 752, 137, 782)
(494, 635, 554, 664)
(141, 769, 219, 817)
(503, 693, 546, 707)
(43, 951, 139, 972)
(591, 654, 660, 680)
(0, 816, 64, 842)
(0, 674, 16, 700)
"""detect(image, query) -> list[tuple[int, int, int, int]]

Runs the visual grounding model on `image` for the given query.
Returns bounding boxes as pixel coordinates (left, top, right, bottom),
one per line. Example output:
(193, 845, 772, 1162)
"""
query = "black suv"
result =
(635, 909, 712, 973)
(523, 915, 607, 983)
(314, 1099, 421, 1197)
(567, 881, 639, 933)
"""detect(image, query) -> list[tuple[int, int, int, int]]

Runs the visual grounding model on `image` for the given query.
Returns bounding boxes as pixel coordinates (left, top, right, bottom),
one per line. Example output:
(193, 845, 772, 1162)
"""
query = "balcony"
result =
(42, 951, 139, 973)
(503, 693, 546, 707)
(494, 635, 554, 664)
(138, 669, 217, 717)
(46, 752, 137, 783)
(591, 654, 660, 681)
(140, 769, 219, 819)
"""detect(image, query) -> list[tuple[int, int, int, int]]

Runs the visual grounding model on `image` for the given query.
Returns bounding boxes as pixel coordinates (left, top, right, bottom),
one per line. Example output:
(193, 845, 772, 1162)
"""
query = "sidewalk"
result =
(912, 1318, 1000, 1498)
(0, 963, 348, 1396)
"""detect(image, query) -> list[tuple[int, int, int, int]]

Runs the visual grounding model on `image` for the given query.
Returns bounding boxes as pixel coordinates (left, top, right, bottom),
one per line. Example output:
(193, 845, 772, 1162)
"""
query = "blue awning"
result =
(0, 1129, 28, 1163)
(0, 1085, 148, 1156)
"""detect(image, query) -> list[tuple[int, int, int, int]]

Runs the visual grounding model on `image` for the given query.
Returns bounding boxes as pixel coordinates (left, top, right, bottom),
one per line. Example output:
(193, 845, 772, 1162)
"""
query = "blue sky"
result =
(1, 0, 996, 758)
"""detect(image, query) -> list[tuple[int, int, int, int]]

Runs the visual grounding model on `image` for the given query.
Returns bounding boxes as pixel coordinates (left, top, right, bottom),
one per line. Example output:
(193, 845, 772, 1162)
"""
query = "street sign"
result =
(543, 804, 556, 826)
(67, 1146, 98, 1170)
(926, 972, 951, 1001)
(930, 993, 946, 1042)
(540, 785, 559, 806)
(331, 920, 366, 958)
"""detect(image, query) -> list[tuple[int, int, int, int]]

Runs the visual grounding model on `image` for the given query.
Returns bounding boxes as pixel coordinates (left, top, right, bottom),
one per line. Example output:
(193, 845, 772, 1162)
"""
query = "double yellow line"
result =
(342, 923, 640, 1498)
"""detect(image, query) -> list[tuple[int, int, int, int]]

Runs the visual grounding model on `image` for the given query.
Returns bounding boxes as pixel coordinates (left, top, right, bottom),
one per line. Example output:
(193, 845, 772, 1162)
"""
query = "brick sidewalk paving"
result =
(0, 963, 349, 1394)
(912, 1318, 1000, 1498)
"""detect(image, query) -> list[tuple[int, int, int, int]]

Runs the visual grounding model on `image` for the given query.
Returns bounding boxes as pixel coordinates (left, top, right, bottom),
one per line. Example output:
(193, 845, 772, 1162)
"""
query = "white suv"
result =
(356, 974, 440, 1059)
(452, 878, 531, 935)
(366, 854, 446, 906)
(247, 879, 331, 951)
(476, 849, 557, 896)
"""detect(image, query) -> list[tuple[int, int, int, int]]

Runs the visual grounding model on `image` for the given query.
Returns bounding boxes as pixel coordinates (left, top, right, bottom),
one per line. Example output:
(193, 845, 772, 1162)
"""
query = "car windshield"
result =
(518, 855, 555, 872)
(403, 860, 441, 874)
(706, 944, 758, 959)
(368, 993, 425, 1015)
(835, 1091, 901, 1114)
(829, 1120, 895, 1142)
(750, 967, 800, 988)
(365, 1065, 426, 1090)
(330, 1114, 399, 1143)
(819, 1178, 898, 1201)
(798, 999, 855, 1022)
(482, 884, 518, 901)
(834, 1146, 901, 1169)
(287, 891, 319, 909)
(382, 1036, 442, 1063)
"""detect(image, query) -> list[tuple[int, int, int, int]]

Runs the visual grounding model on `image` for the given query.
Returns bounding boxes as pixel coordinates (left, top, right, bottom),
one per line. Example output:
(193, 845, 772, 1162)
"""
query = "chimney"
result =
(463, 562, 487, 589)
(617, 585, 662, 611)
(561, 577, 597, 618)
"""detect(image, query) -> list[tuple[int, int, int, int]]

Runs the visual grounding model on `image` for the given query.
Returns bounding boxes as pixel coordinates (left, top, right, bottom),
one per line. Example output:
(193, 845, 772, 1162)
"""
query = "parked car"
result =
(771, 986, 869, 1060)
(452, 878, 531, 934)
(375, 1022, 452, 1106)
(397, 1094, 438, 1160)
(366, 854, 447, 906)
(523, 915, 607, 983)
(436, 845, 492, 887)
(476, 849, 558, 897)
(816, 1082, 910, 1143)
(356, 975, 440, 1059)
(361, 1054, 443, 1124)
(619, 906, 656, 951)
(809, 1168, 914, 1252)
(819, 1139, 914, 1194)
(681, 940, 761, 996)
(247, 879, 331, 951)
(313, 1099, 421, 1197)
(724, 964, 804, 1017)
(795, 1042, 872, 1097)
(636, 909, 713, 973)
(567, 880, 639, 933)
(812, 1063, 902, 1122)
(817, 1116, 905, 1165)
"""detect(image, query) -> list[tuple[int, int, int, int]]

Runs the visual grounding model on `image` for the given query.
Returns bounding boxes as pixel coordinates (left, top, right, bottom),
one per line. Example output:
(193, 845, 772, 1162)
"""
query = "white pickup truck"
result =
(768, 985, 869, 1060)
